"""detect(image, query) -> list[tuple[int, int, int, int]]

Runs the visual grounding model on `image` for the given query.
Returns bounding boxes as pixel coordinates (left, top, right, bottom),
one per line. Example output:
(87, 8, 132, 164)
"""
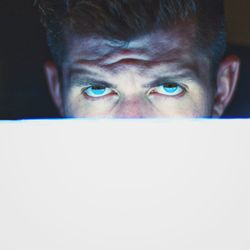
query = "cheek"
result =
(63, 88, 83, 117)
(152, 99, 200, 117)
(149, 88, 214, 118)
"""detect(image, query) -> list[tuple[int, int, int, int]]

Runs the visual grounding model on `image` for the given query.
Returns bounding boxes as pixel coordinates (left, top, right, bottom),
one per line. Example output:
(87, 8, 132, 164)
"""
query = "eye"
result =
(150, 83, 184, 96)
(83, 85, 113, 98)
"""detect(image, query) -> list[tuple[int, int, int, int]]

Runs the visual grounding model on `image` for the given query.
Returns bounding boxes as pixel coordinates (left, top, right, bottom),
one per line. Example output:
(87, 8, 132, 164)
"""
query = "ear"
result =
(44, 61, 64, 116)
(212, 55, 240, 117)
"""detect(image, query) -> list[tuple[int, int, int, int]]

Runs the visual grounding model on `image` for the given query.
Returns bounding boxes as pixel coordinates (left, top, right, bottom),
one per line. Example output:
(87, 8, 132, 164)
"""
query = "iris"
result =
(163, 84, 178, 94)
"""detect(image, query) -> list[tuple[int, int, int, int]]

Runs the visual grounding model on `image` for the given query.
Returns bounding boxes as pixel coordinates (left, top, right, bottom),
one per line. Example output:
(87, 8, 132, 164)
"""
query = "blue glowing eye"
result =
(84, 86, 113, 98)
(153, 83, 184, 96)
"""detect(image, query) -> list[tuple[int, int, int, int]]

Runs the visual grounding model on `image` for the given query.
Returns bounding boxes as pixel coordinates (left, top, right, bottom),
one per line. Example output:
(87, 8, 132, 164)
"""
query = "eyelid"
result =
(154, 81, 185, 88)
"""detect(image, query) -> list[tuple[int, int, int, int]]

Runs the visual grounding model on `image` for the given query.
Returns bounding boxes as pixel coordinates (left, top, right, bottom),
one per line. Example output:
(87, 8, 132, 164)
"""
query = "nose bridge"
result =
(115, 96, 150, 118)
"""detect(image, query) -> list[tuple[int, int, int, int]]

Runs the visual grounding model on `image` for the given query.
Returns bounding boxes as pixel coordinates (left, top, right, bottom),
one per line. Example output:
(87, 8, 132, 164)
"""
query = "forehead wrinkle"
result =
(68, 60, 201, 89)
(68, 63, 110, 80)
(100, 51, 151, 66)
(101, 52, 198, 73)
(69, 40, 188, 66)
(65, 24, 196, 65)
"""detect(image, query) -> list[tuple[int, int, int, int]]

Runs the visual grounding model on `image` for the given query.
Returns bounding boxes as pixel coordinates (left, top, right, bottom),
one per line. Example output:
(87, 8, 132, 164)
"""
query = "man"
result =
(36, 0, 240, 118)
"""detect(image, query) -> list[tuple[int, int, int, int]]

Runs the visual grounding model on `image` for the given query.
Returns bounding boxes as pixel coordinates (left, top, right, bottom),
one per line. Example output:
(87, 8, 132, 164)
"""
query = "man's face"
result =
(45, 23, 240, 118)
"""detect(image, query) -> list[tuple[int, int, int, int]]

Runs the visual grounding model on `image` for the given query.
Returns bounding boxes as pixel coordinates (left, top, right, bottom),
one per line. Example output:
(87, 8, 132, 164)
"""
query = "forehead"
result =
(63, 23, 200, 66)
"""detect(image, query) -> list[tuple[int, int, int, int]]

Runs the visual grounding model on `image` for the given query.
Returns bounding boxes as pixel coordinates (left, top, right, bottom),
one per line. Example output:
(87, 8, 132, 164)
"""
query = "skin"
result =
(44, 23, 240, 118)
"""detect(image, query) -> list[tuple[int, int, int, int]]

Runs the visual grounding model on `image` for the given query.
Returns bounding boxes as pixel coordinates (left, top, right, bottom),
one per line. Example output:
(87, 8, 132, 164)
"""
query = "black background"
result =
(0, 1, 58, 119)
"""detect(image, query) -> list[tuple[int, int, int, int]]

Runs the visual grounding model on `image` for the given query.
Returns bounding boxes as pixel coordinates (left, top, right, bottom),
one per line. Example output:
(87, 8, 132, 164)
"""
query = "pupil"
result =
(164, 83, 176, 88)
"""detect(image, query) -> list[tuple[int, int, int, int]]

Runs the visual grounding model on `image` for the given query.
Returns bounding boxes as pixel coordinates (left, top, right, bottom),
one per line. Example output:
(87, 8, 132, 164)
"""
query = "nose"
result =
(114, 98, 151, 118)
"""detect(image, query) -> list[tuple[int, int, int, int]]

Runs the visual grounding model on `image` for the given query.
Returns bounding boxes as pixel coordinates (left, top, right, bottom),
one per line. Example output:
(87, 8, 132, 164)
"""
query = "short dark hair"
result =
(35, 0, 226, 71)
